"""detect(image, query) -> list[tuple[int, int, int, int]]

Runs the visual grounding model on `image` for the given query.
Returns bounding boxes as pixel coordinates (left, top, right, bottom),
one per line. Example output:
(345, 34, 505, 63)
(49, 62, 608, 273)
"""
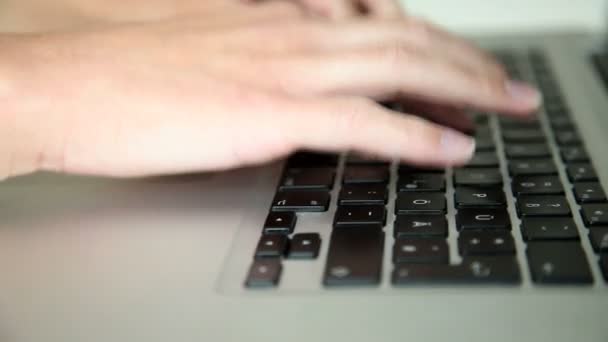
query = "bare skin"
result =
(0, 0, 541, 179)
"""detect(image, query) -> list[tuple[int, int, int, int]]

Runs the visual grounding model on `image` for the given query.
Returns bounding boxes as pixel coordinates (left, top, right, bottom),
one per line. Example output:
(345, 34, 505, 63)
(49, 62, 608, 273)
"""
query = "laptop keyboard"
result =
(244, 50, 608, 289)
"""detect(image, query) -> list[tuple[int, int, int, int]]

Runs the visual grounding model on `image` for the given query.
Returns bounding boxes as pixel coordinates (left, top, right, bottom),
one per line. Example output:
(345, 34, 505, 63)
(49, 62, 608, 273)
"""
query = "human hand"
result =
(0, 13, 540, 178)
(243, 0, 404, 19)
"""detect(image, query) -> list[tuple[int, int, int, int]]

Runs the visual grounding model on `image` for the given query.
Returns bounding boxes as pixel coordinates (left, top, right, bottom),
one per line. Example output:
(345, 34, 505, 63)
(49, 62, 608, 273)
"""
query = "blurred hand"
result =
(243, 0, 405, 19)
(1, 9, 540, 178)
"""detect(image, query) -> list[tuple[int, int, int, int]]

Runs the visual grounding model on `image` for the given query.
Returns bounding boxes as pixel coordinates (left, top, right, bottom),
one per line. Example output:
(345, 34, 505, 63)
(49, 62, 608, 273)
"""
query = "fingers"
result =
(399, 99, 474, 132)
(358, 0, 404, 18)
(268, 45, 540, 114)
(286, 97, 476, 166)
(298, 0, 358, 19)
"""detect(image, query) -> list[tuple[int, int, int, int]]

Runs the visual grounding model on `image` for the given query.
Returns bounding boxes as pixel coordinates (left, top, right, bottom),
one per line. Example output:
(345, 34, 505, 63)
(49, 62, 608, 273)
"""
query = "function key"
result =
(393, 239, 449, 264)
(589, 228, 608, 253)
(245, 259, 282, 288)
(581, 204, 608, 227)
(287, 152, 338, 168)
(334, 206, 386, 227)
(456, 208, 511, 231)
(279, 168, 335, 191)
(526, 241, 593, 284)
(288, 233, 321, 259)
(458, 231, 516, 256)
(509, 159, 557, 176)
(454, 186, 505, 208)
(323, 227, 384, 286)
(504, 143, 551, 159)
(397, 173, 445, 192)
(516, 196, 571, 217)
(454, 168, 503, 186)
(254, 234, 289, 258)
(395, 193, 446, 215)
(343, 166, 390, 184)
(271, 191, 330, 212)
(573, 182, 607, 203)
(465, 151, 499, 168)
(520, 217, 579, 241)
(560, 146, 589, 163)
(263, 212, 297, 235)
(394, 215, 448, 238)
(339, 184, 387, 206)
(549, 116, 573, 130)
(512, 175, 563, 195)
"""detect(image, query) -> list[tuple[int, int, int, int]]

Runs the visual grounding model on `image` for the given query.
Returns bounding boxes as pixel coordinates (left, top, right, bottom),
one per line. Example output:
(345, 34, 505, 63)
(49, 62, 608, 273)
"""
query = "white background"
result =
(400, 0, 606, 34)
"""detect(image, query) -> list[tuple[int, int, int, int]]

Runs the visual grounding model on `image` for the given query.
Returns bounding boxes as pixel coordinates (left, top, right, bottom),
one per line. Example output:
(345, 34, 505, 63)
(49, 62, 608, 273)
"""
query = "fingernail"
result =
(441, 129, 475, 162)
(505, 80, 542, 108)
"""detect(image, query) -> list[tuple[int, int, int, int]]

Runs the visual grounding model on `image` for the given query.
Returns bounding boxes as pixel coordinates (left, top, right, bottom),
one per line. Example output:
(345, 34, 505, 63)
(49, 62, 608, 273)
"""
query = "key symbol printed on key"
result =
(521, 182, 535, 188)
(310, 200, 318, 205)
(475, 214, 494, 221)
(412, 221, 431, 227)
(413, 199, 431, 205)
(473, 193, 487, 198)
(277, 200, 287, 206)
(542, 262, 554, 275)
(548, 203, 561, 208)
(275, 218, 283, 222)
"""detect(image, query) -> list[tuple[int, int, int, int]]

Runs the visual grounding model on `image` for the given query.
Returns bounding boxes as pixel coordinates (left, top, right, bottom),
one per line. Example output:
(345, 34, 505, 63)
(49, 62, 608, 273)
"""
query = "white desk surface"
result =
(401, 0, 606, 34)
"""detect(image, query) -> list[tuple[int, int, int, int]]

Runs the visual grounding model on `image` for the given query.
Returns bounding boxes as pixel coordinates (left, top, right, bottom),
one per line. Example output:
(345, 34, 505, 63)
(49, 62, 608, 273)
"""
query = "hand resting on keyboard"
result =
(0, 0, 541, 179)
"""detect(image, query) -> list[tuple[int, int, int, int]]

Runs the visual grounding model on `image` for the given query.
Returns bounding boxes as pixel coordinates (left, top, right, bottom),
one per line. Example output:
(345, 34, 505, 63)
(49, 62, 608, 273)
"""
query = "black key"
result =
(323, 227, 384, 286)
(399, 165, 445, 174)
(466, 152, 499, 167)
(279, 168, 335, 191)
(456, 208, 510, 231)
(392, 257, 520, 285)
(521, 217, 579, 241)
(560, 146, 589, 163)
(343, 166, 389, 184)
(393, 239, 449, 264)
(516, 196, 570, 217)
(454, 186, 505, 208)
(567, 163, 598, 182)
(555, 130, 581, 145)
(288, 233, 321, 259)
(334, 206, 386, 227)
(504, 143, 551, 158)
(458, 231, 515, 256)
(499, 119, 541, 130)
(394, 215, 448, 238)
(509, 159, 557, 176)
(454, 168, 503, 186)
(254, 234, 289, 258)
(345, 153, 390, 165)
(263, 212, 296, 235)
(581, 204, 608, 226)
(512, 175, 563, 195)
(475, 137, 496, 151)
(550, 116, 573, 129)
(589, 228, 608, 253)
(600, 254, 608, 281)
(526, 241, 593, 284)
(573, 183, 607, 203)
(395, 193, 446, 215)
(245, 259, 282, 288)
(338, 184, 387, 206)
(287, 152, 338, 168)
(272, 191, 330, 212)
(502, 129, 545, 142)
(397, 173, 445, 192)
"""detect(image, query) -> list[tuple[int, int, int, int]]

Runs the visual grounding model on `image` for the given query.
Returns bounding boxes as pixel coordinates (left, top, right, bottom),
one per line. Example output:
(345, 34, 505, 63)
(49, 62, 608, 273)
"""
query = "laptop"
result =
(0, 12, 607, 342)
